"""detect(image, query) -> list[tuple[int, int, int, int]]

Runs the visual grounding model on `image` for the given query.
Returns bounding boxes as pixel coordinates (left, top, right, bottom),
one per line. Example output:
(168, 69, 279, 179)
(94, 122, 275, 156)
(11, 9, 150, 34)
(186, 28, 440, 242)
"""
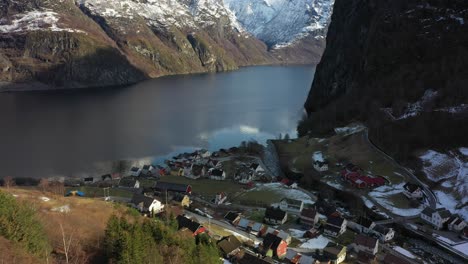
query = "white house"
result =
(264, 207, 288, 225)
(250, 163, 265, 174)
(279, 198, 304, 213)
(352, 234, 379, 255)
(349, 216, 376, 234)
(420, 207, 452, 230)
(200, 149, 211, 159)
(131, 194, 164, 215)
(403, 182, 423, 199)
(313, 161, 329, 172)
(324, 213, 347, 237)
(448, 215, 467, 232)
(300, 208, 319, 227)
(130, 167, 141, 177)
(210, 169, 226, 181)
(370, 225, 395, 242)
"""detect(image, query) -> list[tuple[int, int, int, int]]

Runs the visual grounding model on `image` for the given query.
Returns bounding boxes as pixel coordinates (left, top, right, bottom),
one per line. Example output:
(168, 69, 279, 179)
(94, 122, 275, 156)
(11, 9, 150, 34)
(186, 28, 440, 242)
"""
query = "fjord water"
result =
(0, 66, 315, 177)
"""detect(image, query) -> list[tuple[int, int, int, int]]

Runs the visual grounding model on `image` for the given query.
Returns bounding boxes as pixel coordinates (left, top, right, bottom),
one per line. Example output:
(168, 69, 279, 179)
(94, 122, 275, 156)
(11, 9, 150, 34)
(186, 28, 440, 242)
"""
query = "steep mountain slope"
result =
(301, 0, 468, 210)
(0, 0, 334, 90)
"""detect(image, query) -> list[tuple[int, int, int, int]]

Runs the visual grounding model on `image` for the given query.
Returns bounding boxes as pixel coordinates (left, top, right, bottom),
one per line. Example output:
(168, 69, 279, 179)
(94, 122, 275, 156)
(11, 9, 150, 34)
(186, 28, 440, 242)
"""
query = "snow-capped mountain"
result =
(224, 0, 335, 47)
(0, 0, 334, 90)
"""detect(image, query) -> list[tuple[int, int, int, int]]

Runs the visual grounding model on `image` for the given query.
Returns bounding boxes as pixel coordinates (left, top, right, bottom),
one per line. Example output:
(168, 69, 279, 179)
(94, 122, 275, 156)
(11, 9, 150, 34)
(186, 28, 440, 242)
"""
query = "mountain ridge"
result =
(0, 0, 334, 90)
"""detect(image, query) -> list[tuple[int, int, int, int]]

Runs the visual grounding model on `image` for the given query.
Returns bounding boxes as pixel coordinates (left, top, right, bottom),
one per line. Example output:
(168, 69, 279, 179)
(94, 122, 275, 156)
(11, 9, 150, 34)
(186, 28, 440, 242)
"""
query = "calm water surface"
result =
(0, 65, 315, 177)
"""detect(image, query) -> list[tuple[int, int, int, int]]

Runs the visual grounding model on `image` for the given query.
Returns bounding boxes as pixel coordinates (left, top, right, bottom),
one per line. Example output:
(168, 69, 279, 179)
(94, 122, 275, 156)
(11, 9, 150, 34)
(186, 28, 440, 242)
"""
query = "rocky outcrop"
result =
(302, 0, 468, 159)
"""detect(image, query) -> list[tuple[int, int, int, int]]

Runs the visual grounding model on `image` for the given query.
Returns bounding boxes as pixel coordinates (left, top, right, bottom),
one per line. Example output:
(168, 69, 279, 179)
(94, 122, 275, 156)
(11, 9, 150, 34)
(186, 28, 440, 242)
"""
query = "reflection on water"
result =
(0, 65, 315, 177)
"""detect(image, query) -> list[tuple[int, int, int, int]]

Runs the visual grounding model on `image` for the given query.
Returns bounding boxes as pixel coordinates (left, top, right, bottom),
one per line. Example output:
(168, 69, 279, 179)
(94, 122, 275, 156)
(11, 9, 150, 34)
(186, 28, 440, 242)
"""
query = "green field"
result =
(159, 175, 245, 197)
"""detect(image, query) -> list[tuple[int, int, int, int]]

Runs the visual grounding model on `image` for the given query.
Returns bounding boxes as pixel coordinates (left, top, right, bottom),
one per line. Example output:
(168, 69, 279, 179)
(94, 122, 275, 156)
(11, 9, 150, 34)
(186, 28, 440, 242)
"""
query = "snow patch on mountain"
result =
(223, 0, 334, 47)
(0, 10, 86, 34)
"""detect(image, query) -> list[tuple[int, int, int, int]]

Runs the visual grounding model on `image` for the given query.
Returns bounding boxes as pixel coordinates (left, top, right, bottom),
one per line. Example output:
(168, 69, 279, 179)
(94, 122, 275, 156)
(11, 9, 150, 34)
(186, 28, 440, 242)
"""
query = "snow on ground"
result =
(435, 190, 468, 219)
(289, 229, 306, 241)
(460, 148, 468, 156)
(393, 246, 417, 259)
(436, 104, 468, 114)
(334, 123, 366, 135)
(325, 181, 344, 190)
(432, 234, 456, 245)
(40, 196, 50, 202)
(0, 10, 86, 34)
(250, 183, 315, 204)
(299, 235, 330, 250)
(384, 90, 439, 120)
(420, 150, 458, 182)
(312, 151, 324, 162)
(362, 197, 375, 209)
(369, 183, 423, 216)
(453, 242, 468, 256)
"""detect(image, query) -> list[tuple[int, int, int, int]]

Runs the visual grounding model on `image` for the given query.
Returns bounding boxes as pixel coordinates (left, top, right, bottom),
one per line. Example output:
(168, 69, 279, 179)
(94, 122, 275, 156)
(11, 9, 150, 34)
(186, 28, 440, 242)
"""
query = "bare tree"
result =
(3, 176, 15, 189)
(60, 223, 73, 264)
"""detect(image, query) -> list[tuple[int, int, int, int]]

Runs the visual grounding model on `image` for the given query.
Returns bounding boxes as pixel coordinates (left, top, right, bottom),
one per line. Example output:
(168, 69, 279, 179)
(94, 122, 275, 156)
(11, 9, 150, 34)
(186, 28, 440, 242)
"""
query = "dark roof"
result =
(421, 207, 435, 216)
(436, 209, 452, 218)
(84, 177, 94, 182)
(211, 169, 224, 176)
(354, 234, 378, 248)
(265, 207, 287, 221)
(357, 216, 374, 228)
(191, 164, 204, 176)
(383, 253, 411, 264)
(119, 177, 138, 188)
(131, 194, 155, 209)
(262, 233, 283, 251)
(324, 225, 341, 234)
(327, 214, 345, 227)
(250, 163, 260, 170)
(155, 181, 191, 193)
(217, 235, 241, 255)
(172, 193, 186, 202)
(373, 225, 392, 235)
(101, 174, 112, 180)
(239, 252, 273, 264)
(142, 165, 151, 170)
(130, 167, 140, 172)
(403, 182, 420, 193)
(301, 208, 317, 219)
(224, 211, 241, 222)
(357, 251, 376, 263)
(176, 215, 201, 233)
(323, 243, 345, 259)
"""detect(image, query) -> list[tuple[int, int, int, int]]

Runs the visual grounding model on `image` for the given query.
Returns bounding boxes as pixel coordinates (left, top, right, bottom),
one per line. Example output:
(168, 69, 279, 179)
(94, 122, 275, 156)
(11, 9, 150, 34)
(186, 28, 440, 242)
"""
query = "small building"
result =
(300, 207, 319, 227)
(351, 216, 376, 234)
(101, 174, 112, 181)
(420, 207, 452, 230)
(176, 215, 206, 236)
(215, 192, 227, 205)
(251, 163, 265, 174)
(250, 222, 265, 237)
(224, 211, 241, 225)
(217, 235, 242, 258)
(447, 215, 467, 232)
(118, 177, 140, 189)
(264, 207, 288, 225)
(130, 194, 164, 215)
(352, 234, 379, 255)
(313, 160, 329, 172)
(154, 181, 192, 194)
(279, 198, 304, 213)
(210, 169, 226, 181)
(323, 243, 346, 264)
(130, 167, 141, 177)
(172, 193, 191, 207)
(141, 165, 154, 175)
(189, 164, 206, 179)
(83, 177, 95, 184)
(403, 182, 423, 199)
(261, 233, 288, 259)
(237, 218, 251, 231)
(285, 249, 318, 264)
(238, 252, 274, 264)
(370, 225, 395, 242)
(324, 213, 347, 237)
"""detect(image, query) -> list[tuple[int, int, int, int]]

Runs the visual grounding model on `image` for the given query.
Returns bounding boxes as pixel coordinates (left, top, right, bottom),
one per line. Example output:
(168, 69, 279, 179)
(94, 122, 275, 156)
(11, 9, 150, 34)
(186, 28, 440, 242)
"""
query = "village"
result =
(41, 131, 468, 264)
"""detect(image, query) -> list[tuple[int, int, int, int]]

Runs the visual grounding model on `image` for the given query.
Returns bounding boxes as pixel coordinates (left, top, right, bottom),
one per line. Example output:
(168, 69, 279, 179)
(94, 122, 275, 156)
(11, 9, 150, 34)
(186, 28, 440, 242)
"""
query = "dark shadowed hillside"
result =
(301, 0, 468, 160)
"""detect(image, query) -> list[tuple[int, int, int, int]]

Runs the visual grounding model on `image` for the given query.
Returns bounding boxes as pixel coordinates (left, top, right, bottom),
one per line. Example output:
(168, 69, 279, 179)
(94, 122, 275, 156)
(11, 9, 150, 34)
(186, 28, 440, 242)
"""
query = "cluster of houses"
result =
(340, 164, 386, 189)
(420, 206, 467, 235)
(348, 216, 395, 242)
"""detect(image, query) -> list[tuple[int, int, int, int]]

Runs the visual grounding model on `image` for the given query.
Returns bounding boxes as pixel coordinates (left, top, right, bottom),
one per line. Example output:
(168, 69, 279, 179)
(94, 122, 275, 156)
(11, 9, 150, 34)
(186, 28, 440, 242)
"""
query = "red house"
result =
(261, 233, 288, 259)
(176, 215, 206, 236)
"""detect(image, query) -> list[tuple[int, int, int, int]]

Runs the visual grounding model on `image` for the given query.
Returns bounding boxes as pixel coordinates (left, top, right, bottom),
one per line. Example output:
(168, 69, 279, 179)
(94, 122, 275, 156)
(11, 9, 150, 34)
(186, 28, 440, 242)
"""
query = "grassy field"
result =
(159, 174, 245, 197)
(233, 189, 283, 206)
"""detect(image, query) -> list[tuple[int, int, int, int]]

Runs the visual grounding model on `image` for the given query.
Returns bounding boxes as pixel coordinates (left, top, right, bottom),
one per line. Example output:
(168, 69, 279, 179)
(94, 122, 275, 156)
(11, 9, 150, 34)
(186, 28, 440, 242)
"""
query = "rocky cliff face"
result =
(0, 0, 334, 90)
(302, 0, 468, 160)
